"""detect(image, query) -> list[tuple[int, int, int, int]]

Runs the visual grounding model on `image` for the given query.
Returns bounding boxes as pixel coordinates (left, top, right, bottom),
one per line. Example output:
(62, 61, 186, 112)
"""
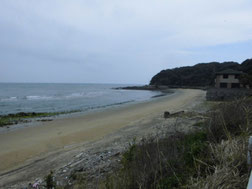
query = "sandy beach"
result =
(0, 89, 206, 187)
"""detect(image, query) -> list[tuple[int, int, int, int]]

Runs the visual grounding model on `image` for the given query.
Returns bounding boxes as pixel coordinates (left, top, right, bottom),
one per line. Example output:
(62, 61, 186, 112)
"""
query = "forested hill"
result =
(150, 59, 252, 87)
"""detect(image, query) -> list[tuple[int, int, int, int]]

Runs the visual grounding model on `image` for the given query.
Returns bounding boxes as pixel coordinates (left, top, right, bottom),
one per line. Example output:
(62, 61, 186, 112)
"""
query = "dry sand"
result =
(0, 89, 206, 187)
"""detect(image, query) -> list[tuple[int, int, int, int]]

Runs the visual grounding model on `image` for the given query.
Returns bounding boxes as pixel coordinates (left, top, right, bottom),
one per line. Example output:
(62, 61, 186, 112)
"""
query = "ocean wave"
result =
(84, 91, 107, 98)
(24, 96, 54, 100)
(66, 93, 84, 98)
(66, 91, 107, 99)
(0, 96, 17, 102)
(1, 92, 110, 102)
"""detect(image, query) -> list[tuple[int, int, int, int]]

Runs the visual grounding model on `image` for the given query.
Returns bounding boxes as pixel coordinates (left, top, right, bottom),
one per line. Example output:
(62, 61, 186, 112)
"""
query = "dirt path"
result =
(0, 89, 206, 188)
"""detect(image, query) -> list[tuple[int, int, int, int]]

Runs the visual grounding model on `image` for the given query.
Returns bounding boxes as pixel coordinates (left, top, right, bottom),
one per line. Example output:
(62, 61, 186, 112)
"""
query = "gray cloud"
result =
(1, 0, 252, 83)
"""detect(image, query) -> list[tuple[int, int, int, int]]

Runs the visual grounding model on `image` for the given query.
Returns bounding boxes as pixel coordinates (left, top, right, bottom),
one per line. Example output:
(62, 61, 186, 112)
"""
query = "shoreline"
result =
(0, 89, 206, 187)
(0, 89, 173, 134)
(0, 87, 168, 130)
(113, 84, 207, 90)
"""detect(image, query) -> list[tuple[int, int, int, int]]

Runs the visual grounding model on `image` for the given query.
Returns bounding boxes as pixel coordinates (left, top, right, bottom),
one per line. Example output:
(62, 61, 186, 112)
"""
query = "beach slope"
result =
(0, 89, 205, 187)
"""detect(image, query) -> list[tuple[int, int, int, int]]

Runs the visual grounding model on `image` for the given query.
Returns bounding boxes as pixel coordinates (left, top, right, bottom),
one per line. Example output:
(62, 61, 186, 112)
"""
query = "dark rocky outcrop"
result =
(114, 85, 170, 91)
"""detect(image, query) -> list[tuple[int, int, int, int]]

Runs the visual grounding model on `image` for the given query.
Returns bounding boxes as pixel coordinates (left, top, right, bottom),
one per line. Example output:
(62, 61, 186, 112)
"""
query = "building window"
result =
(231, 83, 240, 88)
(220, 83, 228, 88)
(223, 74, 228, 79)
(235, 74, 239, 79)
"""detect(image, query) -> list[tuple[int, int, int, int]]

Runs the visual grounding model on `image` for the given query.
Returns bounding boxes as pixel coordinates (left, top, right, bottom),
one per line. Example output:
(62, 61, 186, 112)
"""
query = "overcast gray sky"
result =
(1, 0, 252, 84)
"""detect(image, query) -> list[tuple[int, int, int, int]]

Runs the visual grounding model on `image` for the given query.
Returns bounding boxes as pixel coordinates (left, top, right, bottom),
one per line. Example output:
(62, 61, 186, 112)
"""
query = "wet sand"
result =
(0, 89, 205, 176)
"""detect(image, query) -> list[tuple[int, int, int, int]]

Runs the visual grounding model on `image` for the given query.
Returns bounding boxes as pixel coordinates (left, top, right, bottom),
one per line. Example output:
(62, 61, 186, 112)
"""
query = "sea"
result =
(0, 83, 162, 116)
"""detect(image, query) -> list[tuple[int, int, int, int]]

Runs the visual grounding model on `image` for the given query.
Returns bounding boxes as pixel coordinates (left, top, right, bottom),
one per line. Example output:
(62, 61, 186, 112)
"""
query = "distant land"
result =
(150, 58, 252, 87)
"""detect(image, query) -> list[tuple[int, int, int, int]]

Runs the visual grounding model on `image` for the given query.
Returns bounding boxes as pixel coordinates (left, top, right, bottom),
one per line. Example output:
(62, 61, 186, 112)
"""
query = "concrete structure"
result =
(215, 69, 243, 89)
(206, 88, 252, 101)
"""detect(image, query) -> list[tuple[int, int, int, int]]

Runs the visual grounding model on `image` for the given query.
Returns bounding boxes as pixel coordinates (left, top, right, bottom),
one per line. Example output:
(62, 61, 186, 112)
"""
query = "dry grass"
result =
(187, 98, 252, 189)
(71, 98, 252, 189)
(188, 137, 248, 189)
(207, 98, 252, 143)
(99, 98, 252, 189)
(99, 131, 208, 189)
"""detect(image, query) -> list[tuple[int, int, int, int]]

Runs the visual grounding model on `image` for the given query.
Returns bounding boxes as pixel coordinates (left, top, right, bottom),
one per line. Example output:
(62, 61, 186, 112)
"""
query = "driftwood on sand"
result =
(164, 111, 185, 118)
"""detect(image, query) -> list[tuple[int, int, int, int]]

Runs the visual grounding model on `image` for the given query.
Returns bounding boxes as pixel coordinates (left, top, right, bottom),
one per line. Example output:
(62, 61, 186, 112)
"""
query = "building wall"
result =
(215, 75, 221, 88)
(219, 74, 239, 83)
(215, 74, 240, 88)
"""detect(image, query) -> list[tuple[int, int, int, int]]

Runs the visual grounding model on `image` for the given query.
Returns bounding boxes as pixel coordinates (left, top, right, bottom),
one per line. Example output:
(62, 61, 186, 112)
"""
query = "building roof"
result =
(215, 69, 243, 75)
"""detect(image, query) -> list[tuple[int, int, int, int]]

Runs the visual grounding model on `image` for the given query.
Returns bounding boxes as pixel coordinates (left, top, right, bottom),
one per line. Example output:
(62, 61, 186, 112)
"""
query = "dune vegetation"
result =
(95, 98, 251, 189)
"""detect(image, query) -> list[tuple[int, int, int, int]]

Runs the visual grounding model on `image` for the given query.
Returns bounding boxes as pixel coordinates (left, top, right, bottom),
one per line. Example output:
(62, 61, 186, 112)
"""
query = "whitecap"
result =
(66, 93, 84, 98)
(84, 91, 107, 98)
(25, 95, 53, 100)
(0, 96, 17, 102)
